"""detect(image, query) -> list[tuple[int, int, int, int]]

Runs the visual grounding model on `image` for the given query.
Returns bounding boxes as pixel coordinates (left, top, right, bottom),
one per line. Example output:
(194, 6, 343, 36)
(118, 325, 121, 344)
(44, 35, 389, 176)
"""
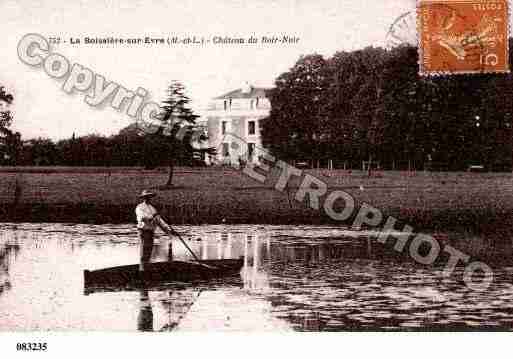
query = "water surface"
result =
(1, 223, 513, 331)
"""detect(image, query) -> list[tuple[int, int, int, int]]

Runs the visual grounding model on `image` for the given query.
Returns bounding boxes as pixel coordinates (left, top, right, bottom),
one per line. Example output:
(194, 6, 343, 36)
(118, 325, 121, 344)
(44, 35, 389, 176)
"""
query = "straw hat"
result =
(139, 190, 156, 198)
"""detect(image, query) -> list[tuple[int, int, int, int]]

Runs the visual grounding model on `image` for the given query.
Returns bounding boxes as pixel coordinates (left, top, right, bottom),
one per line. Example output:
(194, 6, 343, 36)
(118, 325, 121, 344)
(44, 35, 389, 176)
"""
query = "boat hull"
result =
(84, 257, 244, 291)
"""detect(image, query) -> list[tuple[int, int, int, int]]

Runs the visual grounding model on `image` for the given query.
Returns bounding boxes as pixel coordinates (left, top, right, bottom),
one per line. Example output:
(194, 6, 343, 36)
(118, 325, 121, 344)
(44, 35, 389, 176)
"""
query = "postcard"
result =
(1, 0, 512, 356)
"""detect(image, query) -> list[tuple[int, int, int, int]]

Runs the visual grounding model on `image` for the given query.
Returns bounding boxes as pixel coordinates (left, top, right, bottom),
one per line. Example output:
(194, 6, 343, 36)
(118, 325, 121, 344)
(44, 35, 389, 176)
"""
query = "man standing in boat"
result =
(136, 190, 178, 271)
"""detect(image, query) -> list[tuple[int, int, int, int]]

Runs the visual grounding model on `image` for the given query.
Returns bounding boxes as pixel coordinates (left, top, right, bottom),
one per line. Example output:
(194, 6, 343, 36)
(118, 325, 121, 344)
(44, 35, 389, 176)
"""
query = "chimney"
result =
(241, 81, 252, 94)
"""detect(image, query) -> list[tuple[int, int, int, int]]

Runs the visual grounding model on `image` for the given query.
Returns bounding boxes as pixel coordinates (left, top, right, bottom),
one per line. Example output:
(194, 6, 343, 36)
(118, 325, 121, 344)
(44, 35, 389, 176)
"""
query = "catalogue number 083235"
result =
(16, 342, 48, 351)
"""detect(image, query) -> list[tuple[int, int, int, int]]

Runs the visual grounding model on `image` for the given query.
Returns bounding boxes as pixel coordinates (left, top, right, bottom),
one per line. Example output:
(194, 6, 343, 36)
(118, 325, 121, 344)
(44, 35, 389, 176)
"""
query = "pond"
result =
(1, 223, 513, 331)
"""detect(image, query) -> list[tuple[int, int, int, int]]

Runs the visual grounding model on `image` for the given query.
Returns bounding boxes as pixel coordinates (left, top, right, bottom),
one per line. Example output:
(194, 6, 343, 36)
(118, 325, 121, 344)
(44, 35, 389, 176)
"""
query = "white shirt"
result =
(135, 202, 171, 232)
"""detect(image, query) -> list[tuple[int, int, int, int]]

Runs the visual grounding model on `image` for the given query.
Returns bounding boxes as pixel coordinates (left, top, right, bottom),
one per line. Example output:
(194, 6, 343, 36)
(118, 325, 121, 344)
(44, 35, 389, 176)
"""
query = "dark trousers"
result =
(139, 230, 154, 270)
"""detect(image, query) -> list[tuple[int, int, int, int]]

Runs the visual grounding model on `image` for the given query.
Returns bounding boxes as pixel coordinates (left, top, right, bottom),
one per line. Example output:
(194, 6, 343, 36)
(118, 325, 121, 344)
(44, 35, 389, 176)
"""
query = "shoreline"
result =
(2, 195, 512, 235)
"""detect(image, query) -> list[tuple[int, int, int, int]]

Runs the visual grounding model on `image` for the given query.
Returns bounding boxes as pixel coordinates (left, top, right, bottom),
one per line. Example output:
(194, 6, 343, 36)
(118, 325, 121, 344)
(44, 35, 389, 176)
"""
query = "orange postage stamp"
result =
(418, 0, 510, 75)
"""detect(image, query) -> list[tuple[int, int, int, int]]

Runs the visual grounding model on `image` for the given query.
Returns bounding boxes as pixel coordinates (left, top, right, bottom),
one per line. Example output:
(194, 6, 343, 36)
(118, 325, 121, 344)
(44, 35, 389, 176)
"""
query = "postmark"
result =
(385, 11, 417, 49)
(418, 0, 510, 76)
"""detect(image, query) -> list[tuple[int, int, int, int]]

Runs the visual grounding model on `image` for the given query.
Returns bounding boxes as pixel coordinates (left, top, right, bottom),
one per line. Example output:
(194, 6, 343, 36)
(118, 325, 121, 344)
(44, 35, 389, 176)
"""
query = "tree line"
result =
(0, 82, 214, 185)
(1, 125, 203, 168)
(0, 86, 21, 165)
(4, 41, 513, 173)
(261, 41, 513, 171)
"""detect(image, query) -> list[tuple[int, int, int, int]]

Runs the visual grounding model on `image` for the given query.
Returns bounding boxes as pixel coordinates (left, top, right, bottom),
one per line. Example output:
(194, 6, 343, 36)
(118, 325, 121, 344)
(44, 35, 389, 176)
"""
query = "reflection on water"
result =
(0, 232, 20, 295)
(137, 289, 153, 332)
(1, 223, 513, 331)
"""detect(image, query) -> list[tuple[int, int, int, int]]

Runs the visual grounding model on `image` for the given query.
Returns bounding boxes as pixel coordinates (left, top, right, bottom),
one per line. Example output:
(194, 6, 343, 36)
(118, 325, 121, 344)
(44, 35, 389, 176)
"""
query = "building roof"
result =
(214, 86, 272, 100)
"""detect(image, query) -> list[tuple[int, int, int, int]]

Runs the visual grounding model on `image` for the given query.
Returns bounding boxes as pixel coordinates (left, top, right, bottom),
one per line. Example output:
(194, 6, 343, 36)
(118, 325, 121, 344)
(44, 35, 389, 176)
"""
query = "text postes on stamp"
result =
(418, 0, 510, 76)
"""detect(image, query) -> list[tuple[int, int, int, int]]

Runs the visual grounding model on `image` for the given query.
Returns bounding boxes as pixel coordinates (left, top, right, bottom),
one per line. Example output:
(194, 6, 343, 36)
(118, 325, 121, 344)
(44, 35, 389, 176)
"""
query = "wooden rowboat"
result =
(84, 257, 244, 291)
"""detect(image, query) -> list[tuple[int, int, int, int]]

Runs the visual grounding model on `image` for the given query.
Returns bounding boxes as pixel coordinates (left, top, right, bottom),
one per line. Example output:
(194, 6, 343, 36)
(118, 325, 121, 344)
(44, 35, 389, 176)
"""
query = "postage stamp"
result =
(418, 0, 510, 76)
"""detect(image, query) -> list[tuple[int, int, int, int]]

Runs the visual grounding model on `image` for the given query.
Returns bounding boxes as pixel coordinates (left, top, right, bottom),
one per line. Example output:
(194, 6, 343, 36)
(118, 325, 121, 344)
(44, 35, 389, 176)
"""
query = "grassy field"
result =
(1, 167, 513, 232)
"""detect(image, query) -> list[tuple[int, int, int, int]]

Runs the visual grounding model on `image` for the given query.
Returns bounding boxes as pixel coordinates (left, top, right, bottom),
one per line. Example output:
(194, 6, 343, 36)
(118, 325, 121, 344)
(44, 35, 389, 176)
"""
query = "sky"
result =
(0, 0, 419, 140)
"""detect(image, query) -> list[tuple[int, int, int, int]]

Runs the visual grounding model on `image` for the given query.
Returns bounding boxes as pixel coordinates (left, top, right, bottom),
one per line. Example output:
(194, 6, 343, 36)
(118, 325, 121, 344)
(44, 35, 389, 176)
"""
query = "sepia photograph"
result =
(0, 0, 512, 356)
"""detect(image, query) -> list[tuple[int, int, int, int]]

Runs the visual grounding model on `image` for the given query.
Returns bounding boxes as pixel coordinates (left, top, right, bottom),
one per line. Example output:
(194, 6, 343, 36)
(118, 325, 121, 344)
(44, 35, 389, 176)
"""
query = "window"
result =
(248, 120, 256, 135)
(248, 143, 255, 160)
(223, 99, 233, 110)
(222, 143, 230, 157)
(222, 121, 227, 135)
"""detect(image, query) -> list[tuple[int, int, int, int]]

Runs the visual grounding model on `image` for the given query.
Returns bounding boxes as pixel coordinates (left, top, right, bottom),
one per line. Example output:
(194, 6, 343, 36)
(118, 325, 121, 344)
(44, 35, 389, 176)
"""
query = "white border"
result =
(0, 332, 511, 359)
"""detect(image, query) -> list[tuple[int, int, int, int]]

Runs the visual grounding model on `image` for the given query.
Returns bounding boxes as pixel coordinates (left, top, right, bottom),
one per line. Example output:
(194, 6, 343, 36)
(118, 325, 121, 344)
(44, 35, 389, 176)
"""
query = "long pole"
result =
(156, 212, 216, 268)
(167, 232, 217, 270)
(169, 230, 201, 263)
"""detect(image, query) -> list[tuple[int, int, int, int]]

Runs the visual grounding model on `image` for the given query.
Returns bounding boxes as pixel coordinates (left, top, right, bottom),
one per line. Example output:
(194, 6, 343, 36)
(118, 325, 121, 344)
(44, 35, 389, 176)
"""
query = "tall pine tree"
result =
(149, 81, 214, 187)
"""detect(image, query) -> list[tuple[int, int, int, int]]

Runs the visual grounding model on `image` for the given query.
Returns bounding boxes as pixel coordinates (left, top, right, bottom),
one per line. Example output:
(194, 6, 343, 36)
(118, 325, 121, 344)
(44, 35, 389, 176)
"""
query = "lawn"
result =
(1, 167, 513, 230)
